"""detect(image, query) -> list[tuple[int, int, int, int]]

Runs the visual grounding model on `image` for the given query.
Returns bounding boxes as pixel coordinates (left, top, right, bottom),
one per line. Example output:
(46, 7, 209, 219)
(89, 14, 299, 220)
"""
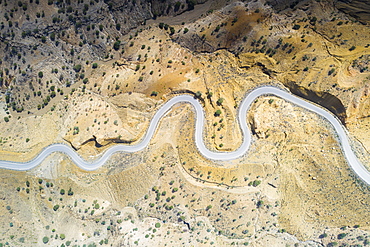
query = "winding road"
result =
(0, 86, 369, 185)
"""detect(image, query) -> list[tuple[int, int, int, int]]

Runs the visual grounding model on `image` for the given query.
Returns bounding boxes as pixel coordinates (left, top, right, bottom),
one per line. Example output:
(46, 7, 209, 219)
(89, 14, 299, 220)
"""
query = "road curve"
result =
(0, 86, 369, 185)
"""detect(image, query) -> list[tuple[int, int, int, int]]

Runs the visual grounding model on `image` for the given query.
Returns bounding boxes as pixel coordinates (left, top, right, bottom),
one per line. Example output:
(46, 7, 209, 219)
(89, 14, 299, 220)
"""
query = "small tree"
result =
(214, 110, 221, 116)
(92, 63, 98, 69)
(60, 189, 65, 195)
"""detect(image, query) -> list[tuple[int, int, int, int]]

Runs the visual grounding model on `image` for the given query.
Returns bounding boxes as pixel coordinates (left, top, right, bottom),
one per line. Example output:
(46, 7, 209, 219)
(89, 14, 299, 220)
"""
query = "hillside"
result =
(0, 0, 370, 246)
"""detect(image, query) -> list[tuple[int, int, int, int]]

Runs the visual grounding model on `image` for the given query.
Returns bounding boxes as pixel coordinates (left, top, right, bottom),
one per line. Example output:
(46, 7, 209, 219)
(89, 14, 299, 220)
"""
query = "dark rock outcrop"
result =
(335, 0, 370, 24)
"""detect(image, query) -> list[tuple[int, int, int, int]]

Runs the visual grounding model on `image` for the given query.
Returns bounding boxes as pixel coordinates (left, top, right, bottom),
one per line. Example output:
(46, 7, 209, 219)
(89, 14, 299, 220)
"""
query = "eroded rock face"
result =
(286, 82, 347, 124)
(267, 0, 303, 12)
(336, 0, 370, 24)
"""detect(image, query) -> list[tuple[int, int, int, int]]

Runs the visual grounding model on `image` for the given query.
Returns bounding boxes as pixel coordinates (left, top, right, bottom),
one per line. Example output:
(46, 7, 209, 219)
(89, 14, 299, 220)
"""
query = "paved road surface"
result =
(0, 86, 369, 185)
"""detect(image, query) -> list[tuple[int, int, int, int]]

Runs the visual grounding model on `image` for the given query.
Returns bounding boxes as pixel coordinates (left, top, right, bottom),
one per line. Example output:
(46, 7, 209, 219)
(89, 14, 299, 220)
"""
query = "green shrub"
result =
(68, 188, 73, 196)
(92, 63, 98, 69)
(252, 180, 261, 187)
(42, 236, 49, 244)
(292, 24, 300, 30)
(73, 64, 82, 72)
(113, 41, 121, 51)
(328, 68, 335, 75)
(338, 233, 347, 239)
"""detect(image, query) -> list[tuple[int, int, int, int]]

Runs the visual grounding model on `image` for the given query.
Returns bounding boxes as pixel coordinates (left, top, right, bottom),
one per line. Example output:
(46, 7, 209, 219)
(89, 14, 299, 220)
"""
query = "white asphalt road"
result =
(0, 86, 369, 185)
